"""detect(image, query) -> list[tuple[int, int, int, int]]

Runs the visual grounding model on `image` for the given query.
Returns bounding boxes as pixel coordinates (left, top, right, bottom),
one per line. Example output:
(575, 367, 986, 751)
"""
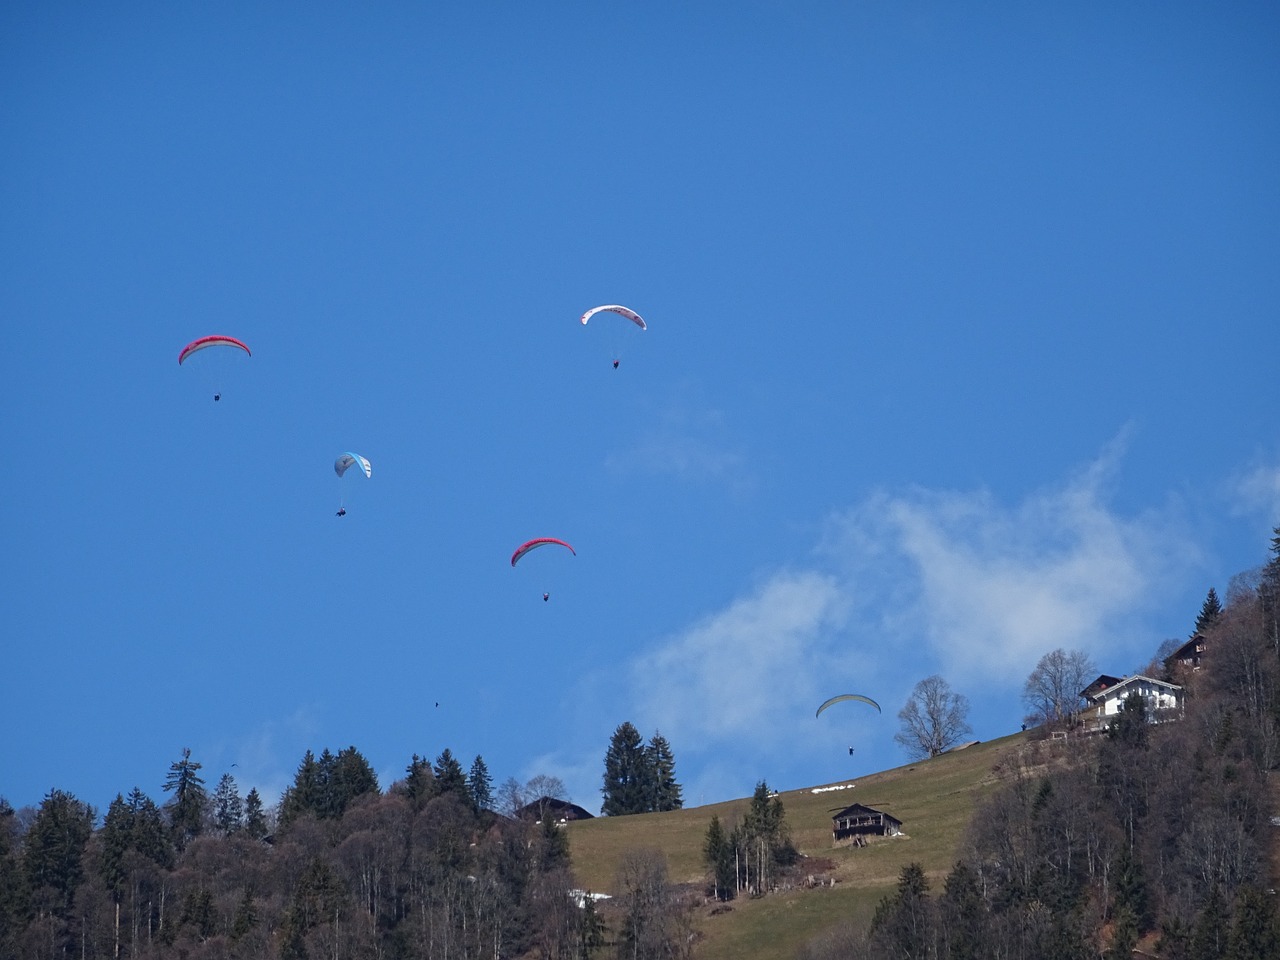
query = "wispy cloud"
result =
(1230, 461, 1280, 524)
(628, 570, 848, 747)
(826, 447, 1196, 684)
(605, 403, 750, 493)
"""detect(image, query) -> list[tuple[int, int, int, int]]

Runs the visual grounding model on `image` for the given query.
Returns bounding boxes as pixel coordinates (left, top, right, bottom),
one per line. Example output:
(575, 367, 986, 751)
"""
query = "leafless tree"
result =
(894, 675, 973, 759)
(1021, 648, 1096, 728)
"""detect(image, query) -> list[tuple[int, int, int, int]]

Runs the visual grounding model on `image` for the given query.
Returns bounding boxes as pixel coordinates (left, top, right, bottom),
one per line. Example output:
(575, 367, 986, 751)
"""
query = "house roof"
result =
(515, 796, 595, 821)
(1096, 674, 1182, 699)
(831, 802, 902, 825)
(1080, 674, 1125, 700)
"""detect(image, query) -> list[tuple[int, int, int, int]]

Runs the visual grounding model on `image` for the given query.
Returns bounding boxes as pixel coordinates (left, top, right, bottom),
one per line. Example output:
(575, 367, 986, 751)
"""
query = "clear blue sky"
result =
(3, 2, 1278, 816)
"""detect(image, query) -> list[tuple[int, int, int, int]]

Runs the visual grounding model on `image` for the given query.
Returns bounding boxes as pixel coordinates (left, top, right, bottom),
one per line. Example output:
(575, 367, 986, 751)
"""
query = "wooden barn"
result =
(831, 803, 903, 842)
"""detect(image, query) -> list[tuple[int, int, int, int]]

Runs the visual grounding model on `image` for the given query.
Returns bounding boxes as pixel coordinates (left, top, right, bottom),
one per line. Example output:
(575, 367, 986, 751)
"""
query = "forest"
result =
(3, 528, 1279, 960)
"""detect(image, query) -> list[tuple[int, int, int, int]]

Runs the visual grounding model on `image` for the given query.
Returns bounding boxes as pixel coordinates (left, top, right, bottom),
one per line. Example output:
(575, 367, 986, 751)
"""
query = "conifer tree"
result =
(434, 748, 468, 796)
(243, 788, 268, 839)
(1194, 587, 1223, 635)
(212, 772, 244, 834)
(646, 732, 683, 812)
(404, 753, 438, 808)
(468, 755, 494, 814)
(703, 815, 734, 901)
(162, 747, 207, 849)
(23, 789, 95, 923)
(601, 721, 649, 816)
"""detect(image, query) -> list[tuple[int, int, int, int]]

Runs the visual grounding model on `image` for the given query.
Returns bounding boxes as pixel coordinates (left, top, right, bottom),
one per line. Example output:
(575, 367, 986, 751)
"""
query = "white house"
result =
(1079, 674, 1183, 733)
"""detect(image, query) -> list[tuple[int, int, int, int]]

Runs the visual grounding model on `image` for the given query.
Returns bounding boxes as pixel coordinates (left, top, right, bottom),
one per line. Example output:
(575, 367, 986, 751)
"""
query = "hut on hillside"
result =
(832, 803, 902, 842)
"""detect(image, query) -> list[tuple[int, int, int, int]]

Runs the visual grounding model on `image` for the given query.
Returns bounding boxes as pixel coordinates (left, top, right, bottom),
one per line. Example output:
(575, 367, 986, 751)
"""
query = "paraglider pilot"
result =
(214, 393, 221, 401)
(336, 507, 346, 517)
(542, 592, 550, 602)
(612, 359, 619, 369)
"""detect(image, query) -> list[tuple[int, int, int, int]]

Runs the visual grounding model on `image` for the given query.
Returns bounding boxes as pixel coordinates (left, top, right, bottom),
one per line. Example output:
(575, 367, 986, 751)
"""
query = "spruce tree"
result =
(243, 787, 268, 839)
(646, 732, 683, 812)
(1194, 587, 1223, 635)
(404, 753, 438, 808)
(212, 772, 244, 834)
(434, 748, 468, 796)
(468, 755, 494, 814)
(162, 747, 207, 849)
(601, 722, 648, 816)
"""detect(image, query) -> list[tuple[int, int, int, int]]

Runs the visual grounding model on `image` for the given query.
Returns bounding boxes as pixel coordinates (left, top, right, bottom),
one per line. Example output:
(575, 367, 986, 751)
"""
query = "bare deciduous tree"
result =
(894, 675, 972, 759)
(1021, 648, 1096, 728)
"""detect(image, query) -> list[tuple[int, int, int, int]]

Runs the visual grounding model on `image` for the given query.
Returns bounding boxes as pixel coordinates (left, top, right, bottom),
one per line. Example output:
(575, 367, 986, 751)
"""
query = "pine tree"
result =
(327, 746, 379, 816)
(1194, 587, 1223, 635)
(646, 732, 683, 812)
(162, 747, 207, 850)
(601, 721, 649, 816)
(1190, 886, 1228, 960)
(1226, 885, 1279, 960)
(0, 799, 26, 960)
(870, 862, 934, 959)
(468, 755, 494, 814)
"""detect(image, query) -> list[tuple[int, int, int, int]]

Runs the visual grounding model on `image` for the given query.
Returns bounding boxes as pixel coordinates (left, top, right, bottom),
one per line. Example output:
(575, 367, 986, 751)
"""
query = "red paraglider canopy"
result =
(178, 335, 252, 365)
(510, 538, 576, 567)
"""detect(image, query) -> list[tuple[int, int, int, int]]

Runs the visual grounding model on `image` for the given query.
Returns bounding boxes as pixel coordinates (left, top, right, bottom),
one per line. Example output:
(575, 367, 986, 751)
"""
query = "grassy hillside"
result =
(566, 732, 1033, 959)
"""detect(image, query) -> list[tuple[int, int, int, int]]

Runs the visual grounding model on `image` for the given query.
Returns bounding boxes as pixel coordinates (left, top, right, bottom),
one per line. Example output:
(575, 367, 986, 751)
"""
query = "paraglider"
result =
(334, 452, 372, 480)
(815, 694, 882, 718)
(334, 452, 371, 516)
(579, 304, 646, 330)
(511, 538, 576, 601)
(579, 304, 645, 369)
(179, 335, 251, 401)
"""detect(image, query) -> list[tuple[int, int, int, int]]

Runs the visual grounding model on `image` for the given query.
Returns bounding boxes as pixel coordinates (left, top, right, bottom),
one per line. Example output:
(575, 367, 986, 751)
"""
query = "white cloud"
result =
(826, 447, 1196, 684)
(629, 570, 848, 746)
(605, 403, 750, 492)
(1230, 462, 1280, 523)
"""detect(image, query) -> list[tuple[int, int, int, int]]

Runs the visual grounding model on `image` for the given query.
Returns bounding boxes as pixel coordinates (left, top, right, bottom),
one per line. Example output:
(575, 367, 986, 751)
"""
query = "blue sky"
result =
(3, 2, 1278, 816)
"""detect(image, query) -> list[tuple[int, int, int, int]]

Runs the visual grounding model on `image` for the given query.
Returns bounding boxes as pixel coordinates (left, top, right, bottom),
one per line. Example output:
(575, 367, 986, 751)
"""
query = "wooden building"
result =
(831, 803, 903, 842)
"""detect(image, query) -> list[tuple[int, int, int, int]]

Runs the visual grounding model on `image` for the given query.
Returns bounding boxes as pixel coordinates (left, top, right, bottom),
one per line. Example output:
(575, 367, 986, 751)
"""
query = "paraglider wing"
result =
(579, 304, 647, 331)
(178, 335, 252, 364)
(510, 537, 576, 567)
(815, 694, 882, 718)
(334, 452, 372, 479)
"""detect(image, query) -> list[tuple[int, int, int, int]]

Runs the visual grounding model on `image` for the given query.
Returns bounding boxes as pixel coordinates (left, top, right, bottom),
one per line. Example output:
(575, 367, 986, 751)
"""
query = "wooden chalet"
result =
(515, 796, 595, 824)
(831, 803, 902, 842)
(1165, 633, 1207, 673)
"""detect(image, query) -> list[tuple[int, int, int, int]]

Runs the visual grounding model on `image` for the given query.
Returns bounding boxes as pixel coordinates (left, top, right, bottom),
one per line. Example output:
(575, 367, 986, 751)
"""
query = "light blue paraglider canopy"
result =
(334, 452, 372, 479)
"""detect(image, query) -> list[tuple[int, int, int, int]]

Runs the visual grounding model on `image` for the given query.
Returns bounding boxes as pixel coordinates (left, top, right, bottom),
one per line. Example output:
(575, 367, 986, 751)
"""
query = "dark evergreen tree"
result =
(468, 755, 494, 814)
(1190, 886, 1228, 960)
(577, 893, 607, 959)
(162, 747, 207, 849)
(404, 753, 438, 808)
(0, 798, 29, 959)
(1226, 885, 1279, 960)
(327, 745, 379, 816)
(869, 862, 934, 960)
(279, 749, 322, 826)
(938, 860, 987, 960)
(1195, 587, 1224, 635)
(212, 772, 244, 834)
(243, 787, 268, 839)
(601, 721, 650, 816)
(646, 732, 683, 812)
(22, 790, 95, 928)
(231, 887, 258, 941)
(703, 815, 734, 901)
(433, 748, 468, 796)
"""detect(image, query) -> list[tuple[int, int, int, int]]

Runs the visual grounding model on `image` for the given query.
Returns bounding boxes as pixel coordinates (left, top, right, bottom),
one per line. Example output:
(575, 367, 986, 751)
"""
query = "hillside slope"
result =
(566, 732, 1034, 959)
